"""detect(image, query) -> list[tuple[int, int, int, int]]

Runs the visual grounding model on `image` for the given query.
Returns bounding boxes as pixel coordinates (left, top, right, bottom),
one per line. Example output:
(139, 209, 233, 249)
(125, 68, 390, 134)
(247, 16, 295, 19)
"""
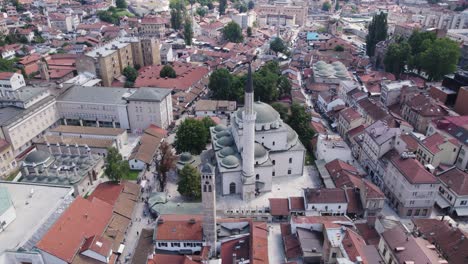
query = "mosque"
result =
(209, 65, 306, 200)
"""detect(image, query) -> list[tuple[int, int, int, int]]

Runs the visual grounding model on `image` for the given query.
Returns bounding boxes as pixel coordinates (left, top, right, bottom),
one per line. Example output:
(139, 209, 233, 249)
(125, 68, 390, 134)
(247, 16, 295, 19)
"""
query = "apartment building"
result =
(384, 155, 439, 218)
(126, 88, 173, 132)
(0, 72, 26, 92)
(427, 116, 468, 171)
(359, 120, 400, 187)
(380, 80, 414, 107)
(435, 167, 468, 216)
(48, 13, 74, 32)
(401, 93, 448, 133)
(139, 16, 166, 38)
(303, 188, 348, 216)
(76, 39, 135, 87)
(337, 107, 364, 139)
(416, 132, 460, 168)
(123, 37, 161, 68)
(0, 139, 16, 178)
(255, 2, 307, 26)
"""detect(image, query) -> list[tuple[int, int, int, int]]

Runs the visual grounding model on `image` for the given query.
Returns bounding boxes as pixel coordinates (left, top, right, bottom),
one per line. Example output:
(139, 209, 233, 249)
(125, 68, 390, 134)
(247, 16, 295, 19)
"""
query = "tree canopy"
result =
(170, 0, 185, 30)
(271, 102, 289, 121)
(115, 0, 127, 9)
(175, 118, 209, 154)
(322, 1, 331, 11)
(384, 41, 411, 78)
(160, 65, 177, 78)
(219, 0, 227, 14)
(248, 0, 254, 9)
(247, 27, 252, 37)
(184, 18, 193, 45)
(177, 164, 202, 200)
(123, 66, 138, 82)
(385, 30, 461, 81)
(196, 7, 207, 17)
(270, 37, 287, 54)
(222, 21, 244, 43)
(156, 142, 177, 191)
(366, 12, 388, 56)
(286, 103, 315, 149)
(201, 116, 217, 142)
(105, 147, 130, 182)
(334, 45, 344, 52)
(208, 68, 244, 101)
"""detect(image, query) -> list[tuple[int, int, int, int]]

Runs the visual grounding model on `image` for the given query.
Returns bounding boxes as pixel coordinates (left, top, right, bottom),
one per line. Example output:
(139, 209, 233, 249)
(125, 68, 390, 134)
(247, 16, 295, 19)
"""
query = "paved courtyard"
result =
(216, 165, 321, 211)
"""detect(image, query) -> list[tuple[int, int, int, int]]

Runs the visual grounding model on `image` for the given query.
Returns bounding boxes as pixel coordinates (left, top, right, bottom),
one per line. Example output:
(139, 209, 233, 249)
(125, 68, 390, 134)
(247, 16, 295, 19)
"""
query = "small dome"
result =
(254, 143, 268, 159)
(179, 152, 192, 162)
(217, 136, 234, 147)
(201, 163, 213, 174)
(214, 124, 227, 132)
(215, 130, 231, 139)
(219, 146, 236, 157)
(221, 155, 239, 169)
(24, 150, 51, 165)
(285, 124, 299, 145)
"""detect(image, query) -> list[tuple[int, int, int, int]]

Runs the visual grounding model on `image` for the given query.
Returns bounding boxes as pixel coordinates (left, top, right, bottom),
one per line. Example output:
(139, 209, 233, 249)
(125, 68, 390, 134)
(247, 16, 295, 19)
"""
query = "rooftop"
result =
(0, 182, 73, 252)
(127, 87, 172, 102)
(438, 167, 468, 196)
(36, 197, 114, 263)
(58, 86, 132, 105)
(155, 214, 203, 241)
(50, 125, 126, 136)
(304, 188, 347, 204)
(390, 156, 438, 184)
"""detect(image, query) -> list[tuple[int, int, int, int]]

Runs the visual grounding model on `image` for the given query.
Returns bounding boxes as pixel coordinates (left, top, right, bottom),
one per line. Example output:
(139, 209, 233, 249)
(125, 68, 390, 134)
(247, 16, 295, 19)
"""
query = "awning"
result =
(435, 196, 450, 209)
(455, 208, 468, 216)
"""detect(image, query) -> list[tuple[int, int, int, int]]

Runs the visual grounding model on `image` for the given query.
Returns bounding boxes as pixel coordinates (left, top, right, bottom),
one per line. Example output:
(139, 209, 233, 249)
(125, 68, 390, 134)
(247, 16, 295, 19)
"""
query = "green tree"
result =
(278, 75, 292, 96)
(270, 37, 286, 54)
(208, 68, 243, 101)
(271, 102, 289, 121)
(123, 66, 138, 82)
(222, 21, 244, 43)
(115, 0, 127, 8)
(170, 0, 185, 30)
(177, 164, 201, 200)
(322, 1, 331, 11)
(247, 26, 252, 37)
(287, 103, 315, 149)
(236, 3, 247, 13)
(253, 61, 280, 102)
(156, 142, 177, 191)
(420, 38, 461, 81)
(248, 0, 254, 9)
(105, 147, 130, 182)
(0, 58, 16, 72)
(366, 12, 388, 56)
(334, 45, 344, 52)
(196, 7, 207, 17)
(175, 118, 208, 154)
(219, 0, 227, 14)
(201, 116, 216, 142)
(184, 18, 193, 45)
(384, 42, 411, 78)
(160, 65, 177, 78)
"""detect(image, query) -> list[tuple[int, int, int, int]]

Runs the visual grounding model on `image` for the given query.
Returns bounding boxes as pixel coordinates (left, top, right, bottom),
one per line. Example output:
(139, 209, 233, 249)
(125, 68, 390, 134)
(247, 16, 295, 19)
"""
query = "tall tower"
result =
(201, 163, 217, 257)
(241, 64, 256, 201)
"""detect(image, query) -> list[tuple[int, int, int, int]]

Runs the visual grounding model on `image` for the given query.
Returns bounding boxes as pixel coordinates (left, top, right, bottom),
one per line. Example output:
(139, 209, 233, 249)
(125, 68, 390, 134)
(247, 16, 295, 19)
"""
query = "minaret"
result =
(241, 64, 256, 201)
(201, 163, 217, 257)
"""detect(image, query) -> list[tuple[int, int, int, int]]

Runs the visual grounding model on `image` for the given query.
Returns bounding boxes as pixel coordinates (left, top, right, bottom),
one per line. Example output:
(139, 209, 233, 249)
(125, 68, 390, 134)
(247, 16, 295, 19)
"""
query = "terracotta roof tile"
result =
(438, 167, 468, 196)
(36, 197, 114, 263)
(288, 197, 305, 212)
(390, 156, 438, 184)
(155, 214, 203, 241)
(304, 188, 347, 204)
(269, 198, 289, 216)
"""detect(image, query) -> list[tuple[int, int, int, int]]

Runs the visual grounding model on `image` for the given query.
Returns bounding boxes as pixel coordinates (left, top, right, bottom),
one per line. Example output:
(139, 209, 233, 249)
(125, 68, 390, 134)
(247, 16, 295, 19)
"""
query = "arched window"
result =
(203, 185, 207, 192)
(229, 182, 236, 194)
(208, 185, 212, 192)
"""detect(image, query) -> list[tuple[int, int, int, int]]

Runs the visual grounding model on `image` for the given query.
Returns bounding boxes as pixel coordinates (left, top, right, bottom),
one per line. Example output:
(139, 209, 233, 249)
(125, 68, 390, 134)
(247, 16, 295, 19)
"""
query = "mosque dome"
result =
(217, 136, 234, 147)
(219, 146, 236, 158)
(221, 155, 240, 169)
(24, 150, 51, 166)
(236, 102, 281, 125)
(179, 152, 192, 163)
(214, 124, 227, 132)
(254, 143, 268, 159)
(215, 130, 231, 139)
(315, 61, 327, 69)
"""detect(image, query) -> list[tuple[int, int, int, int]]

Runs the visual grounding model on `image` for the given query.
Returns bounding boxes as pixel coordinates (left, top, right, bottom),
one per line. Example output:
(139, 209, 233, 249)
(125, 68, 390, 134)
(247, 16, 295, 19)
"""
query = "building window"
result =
(409, 200, 415, 205)
(256, 174, 259, 180)
(289, 158, 292, 163)
(407, 209, 413, 216)
(272, 171, 275, 176)
(422, 209, 428, 216)
(331, 252, 336, 258)
(415, 209, 420, 216)
(461, 200, 467, 206)
(288, 169, 291, 174)
(272, 160, 275, 165)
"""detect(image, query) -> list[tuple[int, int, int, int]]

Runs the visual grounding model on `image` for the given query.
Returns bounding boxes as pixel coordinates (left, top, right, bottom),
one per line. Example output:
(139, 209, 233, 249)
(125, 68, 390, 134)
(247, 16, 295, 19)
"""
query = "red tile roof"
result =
(291, 216, 349, 228)
(80, 235, 113, 258)
(355, 223, 380, 245)
(251, 222, 269, 264)
(147, 254, 199, 264)
(304, 188, 347, 204)
(269, 198, 289, 216)
(220, 236, 250, 264)
(0, 72, 15, 80)
(361, 179, 385, 199)
(342, 229, 368, 263)
(345, 188, 363, 215)
(421, 132, 459, 154)
(339, 107, 362, 123)
(155, 215, 203, 241)
(438, 167, 468, 196)
(325, 159, 362, 188)
(87, 182, 124, 206)
(134, 63, 209, 91)
(280, 223, 302, 260)
(399, 134, 419, 152)
(288, 197, 305, 211)
(36, 197, 114, 263)
(390, 156, 438, 184)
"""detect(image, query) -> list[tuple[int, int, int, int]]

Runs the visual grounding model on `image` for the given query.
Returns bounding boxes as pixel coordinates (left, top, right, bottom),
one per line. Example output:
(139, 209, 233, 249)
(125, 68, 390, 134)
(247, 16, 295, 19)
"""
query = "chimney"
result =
(56, 142, 62, 155)
(75, 144, 80, 156)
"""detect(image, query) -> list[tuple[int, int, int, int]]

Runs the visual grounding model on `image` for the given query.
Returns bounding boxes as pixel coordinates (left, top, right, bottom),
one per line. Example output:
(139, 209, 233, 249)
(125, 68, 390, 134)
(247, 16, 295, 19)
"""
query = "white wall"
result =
(155, 241, 203, 253)
(0, 205, 16, 233)
(305, 202, 348, 215)
(129, 159, 146, 171)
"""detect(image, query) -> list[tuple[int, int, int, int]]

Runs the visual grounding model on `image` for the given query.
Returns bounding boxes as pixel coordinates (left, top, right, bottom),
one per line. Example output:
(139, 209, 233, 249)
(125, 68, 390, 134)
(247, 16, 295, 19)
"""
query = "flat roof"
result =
(50, 125, 126, 136)
(0, 182, 73, 252)
(86, 39, 131, 58)
(58, 86, 133, 105)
